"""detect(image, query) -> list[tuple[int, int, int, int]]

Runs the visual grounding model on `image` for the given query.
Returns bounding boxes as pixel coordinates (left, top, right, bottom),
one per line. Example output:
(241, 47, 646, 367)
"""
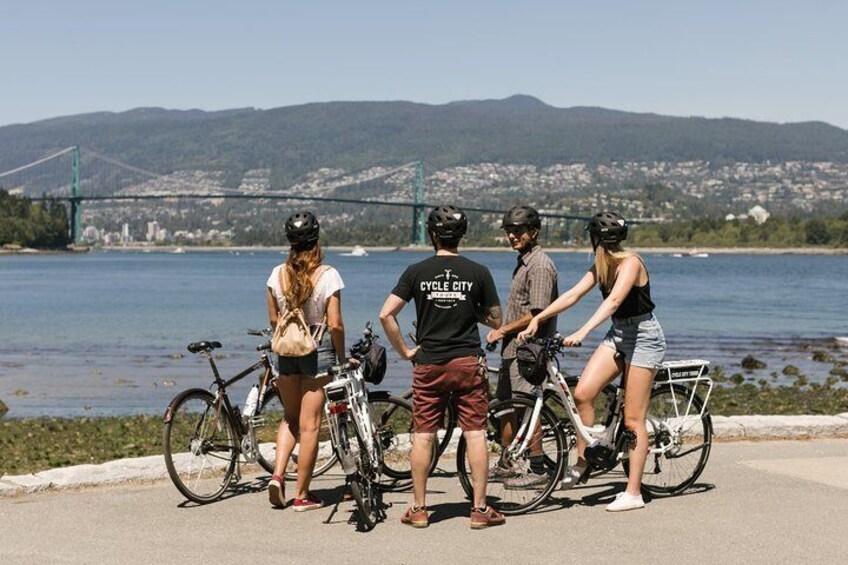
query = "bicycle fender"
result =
(163, 388, 213, 424)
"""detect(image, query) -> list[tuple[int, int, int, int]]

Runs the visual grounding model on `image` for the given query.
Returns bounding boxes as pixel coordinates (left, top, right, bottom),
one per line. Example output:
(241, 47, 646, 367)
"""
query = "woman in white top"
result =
(266, 212, 345, 511)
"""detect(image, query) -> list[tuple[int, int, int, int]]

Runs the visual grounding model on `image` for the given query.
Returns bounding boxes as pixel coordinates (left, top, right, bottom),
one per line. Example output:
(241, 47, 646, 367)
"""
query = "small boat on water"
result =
(672, 249, 709, 258)
(340, 245, 368, 257)
(171, 247, 186, 254)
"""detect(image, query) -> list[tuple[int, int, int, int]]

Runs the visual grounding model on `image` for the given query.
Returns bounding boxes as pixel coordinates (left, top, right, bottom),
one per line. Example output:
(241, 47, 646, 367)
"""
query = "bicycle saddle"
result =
(187, 341, 222, 353)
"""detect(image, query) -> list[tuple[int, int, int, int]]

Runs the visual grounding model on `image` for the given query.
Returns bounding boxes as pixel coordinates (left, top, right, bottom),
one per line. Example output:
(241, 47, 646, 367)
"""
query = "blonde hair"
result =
(594, 242, 637, 291)
(283, 243, 324, 308)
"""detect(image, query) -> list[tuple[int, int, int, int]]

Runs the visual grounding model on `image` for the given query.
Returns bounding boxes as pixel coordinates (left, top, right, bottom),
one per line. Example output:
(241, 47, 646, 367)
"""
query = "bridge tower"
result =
(410, 161, 426, 246)
(69, 146, 82, 245)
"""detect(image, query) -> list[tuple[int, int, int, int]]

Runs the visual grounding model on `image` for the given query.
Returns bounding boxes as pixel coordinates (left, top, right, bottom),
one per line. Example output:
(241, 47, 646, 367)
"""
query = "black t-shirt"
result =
(392, 255, 500, 365)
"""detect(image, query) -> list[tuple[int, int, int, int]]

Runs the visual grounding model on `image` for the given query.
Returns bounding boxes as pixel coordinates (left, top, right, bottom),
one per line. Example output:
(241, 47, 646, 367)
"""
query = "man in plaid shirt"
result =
(485, 205, 558, 488)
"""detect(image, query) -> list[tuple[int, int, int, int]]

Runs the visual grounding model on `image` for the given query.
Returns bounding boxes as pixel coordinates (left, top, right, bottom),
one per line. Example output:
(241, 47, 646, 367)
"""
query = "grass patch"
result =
(1, 415, 163, 476)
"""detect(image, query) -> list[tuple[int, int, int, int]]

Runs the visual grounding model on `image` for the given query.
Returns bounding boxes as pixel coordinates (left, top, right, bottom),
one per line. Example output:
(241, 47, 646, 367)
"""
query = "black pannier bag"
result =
(515, 342, 548, 386)
(361, 342, 387, 386)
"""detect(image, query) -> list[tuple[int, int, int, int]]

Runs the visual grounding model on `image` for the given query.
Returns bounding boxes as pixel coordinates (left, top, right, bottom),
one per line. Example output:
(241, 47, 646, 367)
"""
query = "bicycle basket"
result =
(361, 342, 387, 386)
(516, 342, 548, 386)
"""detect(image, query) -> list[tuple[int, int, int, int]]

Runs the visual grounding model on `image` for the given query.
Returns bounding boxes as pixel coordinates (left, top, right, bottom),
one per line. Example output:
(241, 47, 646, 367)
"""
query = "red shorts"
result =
(412, 355, 488, 433)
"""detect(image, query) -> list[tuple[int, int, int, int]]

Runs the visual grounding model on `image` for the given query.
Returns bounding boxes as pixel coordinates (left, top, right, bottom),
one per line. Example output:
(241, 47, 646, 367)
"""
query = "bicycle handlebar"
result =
(524, 333, 581, 351)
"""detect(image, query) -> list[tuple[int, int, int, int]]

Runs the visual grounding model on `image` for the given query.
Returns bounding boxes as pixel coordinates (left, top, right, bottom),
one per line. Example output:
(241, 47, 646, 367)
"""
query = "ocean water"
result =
(1, 250, 846, 418)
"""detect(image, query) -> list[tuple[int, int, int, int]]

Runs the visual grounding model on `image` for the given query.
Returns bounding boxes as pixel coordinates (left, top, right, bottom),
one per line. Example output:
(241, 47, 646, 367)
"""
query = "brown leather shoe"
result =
(470, 506, 505, 529)
(400, 505, 429, 528)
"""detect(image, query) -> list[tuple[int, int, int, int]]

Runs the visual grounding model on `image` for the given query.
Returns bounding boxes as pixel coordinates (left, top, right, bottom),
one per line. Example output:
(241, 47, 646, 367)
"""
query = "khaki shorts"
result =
(412, 355, 488, 433)
(494, 358, 534, 401)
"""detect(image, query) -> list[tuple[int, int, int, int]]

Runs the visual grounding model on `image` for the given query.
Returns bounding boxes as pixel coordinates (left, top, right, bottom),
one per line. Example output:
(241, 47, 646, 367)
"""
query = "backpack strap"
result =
(312, 266, 332, 343)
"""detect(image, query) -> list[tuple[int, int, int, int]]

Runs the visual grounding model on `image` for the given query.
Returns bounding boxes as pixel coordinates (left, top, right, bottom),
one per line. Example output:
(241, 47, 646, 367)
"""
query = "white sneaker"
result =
(559, 463, 587, 490)
(605, 492, 645, 512)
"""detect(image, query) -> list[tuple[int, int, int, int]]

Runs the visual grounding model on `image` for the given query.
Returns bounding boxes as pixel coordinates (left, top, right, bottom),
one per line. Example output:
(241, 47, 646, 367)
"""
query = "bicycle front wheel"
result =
(622, 383, 713, 496)
(370, 395, 435, 491)
(163, 389, 238, 504)
(457, 396, 567, 515)
(255, 385, 338, 478)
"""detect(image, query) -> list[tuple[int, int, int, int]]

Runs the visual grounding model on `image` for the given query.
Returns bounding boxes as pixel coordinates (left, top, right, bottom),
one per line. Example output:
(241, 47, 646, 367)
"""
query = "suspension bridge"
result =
(0, 146, 591, 245)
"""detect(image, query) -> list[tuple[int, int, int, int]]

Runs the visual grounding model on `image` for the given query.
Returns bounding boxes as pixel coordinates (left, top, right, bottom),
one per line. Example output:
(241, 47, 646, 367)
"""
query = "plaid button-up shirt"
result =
(502, 244, 559, 359)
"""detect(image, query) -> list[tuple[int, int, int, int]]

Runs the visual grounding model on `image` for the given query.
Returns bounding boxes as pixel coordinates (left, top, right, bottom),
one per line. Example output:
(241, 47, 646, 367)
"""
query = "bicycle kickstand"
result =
(323, 477, 354, 525)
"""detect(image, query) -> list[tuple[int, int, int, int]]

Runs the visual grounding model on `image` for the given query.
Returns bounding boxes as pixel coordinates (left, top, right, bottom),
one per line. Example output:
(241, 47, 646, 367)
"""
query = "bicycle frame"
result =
(501, 352, 712, 463)
(171, 347, 277, 464)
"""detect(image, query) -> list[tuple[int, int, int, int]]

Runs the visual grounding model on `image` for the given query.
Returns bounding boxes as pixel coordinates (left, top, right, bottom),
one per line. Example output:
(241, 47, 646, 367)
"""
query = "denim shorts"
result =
(277, 332, 337, 377)
(601, 313, 666, 369)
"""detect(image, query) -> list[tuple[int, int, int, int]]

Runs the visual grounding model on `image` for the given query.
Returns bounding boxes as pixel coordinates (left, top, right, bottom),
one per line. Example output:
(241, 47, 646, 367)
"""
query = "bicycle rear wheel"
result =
(456, 396, 567, 515)
(255, 385, 338, 478)
(163, 389, 238, 504)
(338, 418, 381, 531)
(622, 383, 712, 496)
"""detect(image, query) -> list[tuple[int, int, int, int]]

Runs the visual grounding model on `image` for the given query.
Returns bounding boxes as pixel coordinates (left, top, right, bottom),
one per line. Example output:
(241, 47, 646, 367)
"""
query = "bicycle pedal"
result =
(577, 466, 592, 485)
(249, 416, 266, 427)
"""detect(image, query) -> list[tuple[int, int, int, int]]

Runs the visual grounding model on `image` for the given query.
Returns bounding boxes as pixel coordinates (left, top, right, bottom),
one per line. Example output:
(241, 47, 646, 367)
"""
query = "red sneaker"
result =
(293, 492, 324, 512)
(268, 475, 285, 508)
(400, 505, 429, 528)
(470, 506, 505, 529)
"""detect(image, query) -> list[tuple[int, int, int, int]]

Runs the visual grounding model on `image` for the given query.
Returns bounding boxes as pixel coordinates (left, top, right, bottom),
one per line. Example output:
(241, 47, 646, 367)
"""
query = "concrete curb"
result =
(2, 413, 848, 498)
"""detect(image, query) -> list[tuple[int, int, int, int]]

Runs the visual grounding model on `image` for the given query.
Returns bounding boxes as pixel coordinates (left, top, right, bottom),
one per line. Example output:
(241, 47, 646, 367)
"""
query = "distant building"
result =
(748, 205, 770, 225)
(146, 221, 160, 242)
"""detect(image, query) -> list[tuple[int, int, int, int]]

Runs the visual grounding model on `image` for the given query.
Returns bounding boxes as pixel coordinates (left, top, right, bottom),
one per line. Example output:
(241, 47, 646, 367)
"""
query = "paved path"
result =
(1, 439, 846, 565)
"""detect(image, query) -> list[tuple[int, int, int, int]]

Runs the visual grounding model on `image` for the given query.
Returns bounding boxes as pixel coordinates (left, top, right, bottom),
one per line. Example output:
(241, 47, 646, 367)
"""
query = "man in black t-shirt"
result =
(380, 205, 505, 530)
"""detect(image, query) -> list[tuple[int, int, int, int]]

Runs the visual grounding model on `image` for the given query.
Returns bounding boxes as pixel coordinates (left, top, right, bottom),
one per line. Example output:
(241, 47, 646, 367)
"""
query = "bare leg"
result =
(293, 376, 330, 500)
(463, 429, 489, 508)
(622, 364, 656, 496)
(500, 412, 516, 459)
(573, 346, 621, 462)
(273, 375, 302, 478)
(411, 432, 435, 507)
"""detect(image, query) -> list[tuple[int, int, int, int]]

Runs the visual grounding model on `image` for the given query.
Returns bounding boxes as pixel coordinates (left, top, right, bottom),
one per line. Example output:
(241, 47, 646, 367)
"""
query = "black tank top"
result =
(600, 263, 655, 319)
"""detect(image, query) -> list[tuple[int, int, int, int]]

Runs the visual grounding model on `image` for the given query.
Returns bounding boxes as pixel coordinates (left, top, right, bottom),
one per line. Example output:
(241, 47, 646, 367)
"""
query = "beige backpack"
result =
(271, 266, 328, 357)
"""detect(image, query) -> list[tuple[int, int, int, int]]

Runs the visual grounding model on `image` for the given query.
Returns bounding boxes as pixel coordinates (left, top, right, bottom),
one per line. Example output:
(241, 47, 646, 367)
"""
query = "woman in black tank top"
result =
(518, 212, 666, 512)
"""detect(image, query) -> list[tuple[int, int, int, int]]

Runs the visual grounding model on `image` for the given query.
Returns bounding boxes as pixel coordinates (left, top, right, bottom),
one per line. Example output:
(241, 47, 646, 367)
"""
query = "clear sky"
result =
(2, 0, 847, 128)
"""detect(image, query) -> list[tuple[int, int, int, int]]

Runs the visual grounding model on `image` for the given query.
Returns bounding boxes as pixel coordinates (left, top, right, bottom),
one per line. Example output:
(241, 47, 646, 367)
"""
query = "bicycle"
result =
(162, 331, 282, 503)
(456, 334, 714, 514)
(163, 328, 416, 505)
(320, 322, 389, 531)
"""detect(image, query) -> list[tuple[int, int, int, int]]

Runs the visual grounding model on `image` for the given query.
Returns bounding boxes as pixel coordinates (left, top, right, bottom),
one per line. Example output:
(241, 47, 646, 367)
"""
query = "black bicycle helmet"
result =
(502, 205, 542, 230)
(586, 211, 628, 249)
(426, 205, 468, 240)
(285, 211, 320, 247)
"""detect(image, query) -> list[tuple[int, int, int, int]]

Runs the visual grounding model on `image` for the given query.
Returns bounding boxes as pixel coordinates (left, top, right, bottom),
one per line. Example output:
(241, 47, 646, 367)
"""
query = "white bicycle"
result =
(457, 334, 714, 514)
(321, 322, 389, 531)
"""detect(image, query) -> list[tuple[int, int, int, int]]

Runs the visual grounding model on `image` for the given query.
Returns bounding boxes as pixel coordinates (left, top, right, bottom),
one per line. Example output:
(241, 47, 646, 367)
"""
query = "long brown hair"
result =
(283, 243, 324, 308)
(594, 242, 636, 291)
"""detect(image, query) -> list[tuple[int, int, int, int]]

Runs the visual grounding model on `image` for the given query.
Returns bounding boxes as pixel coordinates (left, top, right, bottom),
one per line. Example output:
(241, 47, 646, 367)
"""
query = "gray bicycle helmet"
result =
(586, 211, 627, 250)
(285, 211, 320, 248)
(426, 205, 468, 240)
(502, 205, 542, 230)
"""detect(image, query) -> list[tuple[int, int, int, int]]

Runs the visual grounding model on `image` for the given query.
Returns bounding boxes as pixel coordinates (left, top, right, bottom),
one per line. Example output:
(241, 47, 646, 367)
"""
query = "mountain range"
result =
(2, 95, 848, 187)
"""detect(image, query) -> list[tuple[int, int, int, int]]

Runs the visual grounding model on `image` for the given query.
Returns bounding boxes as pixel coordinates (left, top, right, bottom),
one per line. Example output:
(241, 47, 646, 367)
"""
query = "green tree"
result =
(805, 219, 831, 245)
